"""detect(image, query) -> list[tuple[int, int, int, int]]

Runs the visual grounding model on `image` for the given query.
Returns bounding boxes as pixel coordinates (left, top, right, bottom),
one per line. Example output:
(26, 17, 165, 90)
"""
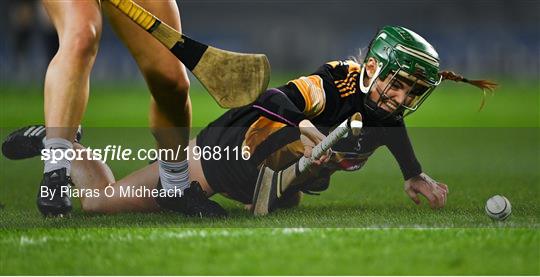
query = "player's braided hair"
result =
(439, 71, 498, 111)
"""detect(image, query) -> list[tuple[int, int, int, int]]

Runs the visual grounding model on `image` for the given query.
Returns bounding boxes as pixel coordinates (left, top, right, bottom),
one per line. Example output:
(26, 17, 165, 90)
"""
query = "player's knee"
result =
(62, 26, 100, 61)
(144, 67, 190, 102)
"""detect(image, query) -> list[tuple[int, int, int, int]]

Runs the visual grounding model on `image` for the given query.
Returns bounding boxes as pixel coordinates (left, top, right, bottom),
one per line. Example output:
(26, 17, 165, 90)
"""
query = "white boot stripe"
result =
(23, 126, 36, 136)
(35, 127, 46, 136)
(30, 126, 44, 136)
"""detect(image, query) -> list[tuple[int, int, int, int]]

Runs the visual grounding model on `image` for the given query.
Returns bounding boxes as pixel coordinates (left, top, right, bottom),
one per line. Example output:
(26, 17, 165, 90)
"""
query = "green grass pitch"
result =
(0, 78, 539, 275)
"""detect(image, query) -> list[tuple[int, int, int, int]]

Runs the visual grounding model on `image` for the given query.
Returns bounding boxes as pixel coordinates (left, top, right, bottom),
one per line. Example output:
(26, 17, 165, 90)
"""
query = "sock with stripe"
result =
(43, 138, 73, 176)
(158, 159, 190, 193)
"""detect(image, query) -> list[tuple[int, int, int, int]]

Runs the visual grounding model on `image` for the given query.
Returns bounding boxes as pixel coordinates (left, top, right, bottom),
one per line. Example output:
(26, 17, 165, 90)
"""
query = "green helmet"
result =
(361, 26, 442, 116)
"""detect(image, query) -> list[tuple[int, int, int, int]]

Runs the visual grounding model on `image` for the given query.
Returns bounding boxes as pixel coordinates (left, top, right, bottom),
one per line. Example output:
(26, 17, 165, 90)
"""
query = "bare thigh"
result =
(101, 0, 190, 98)
(72, 143, 160, 214)
(102, 0, 191, 159)
(42, 0, 102, 138)
(73, 140, 215, 214)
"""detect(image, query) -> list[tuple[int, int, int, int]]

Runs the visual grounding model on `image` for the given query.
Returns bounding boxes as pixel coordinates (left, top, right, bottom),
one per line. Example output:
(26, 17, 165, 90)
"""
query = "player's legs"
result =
(101, 1, 226, 216)
(43, 0, 101, 139)
(1, 125, 213, 214)
(38, 0, 102, 216)
(72, 140, 215, 214)
(102, 1, 190, 164)
(70, 143, 161, 214)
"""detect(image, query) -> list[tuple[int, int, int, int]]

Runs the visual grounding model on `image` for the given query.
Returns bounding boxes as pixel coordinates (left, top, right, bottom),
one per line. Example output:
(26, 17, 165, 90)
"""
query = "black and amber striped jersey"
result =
(299, 60, 363, 123)
(262, 59, 365, 127)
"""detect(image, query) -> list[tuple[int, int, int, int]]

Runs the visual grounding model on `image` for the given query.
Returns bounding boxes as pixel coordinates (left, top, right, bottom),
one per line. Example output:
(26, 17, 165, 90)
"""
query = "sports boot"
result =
(37, 168, 73, 217)
(2, 125, 82, 160)
(155, 181, 227, 217)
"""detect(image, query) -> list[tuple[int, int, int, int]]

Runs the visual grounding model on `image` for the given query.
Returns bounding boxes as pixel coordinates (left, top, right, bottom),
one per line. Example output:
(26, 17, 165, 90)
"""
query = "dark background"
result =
(0, 0, 538, 83)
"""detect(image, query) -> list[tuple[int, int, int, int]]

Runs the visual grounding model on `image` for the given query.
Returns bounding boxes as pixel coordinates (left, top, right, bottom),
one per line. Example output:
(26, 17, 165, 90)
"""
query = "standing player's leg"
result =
(103, 0, 189, 192)
(99, 0, 225, 217)
(39, 0, 102, 216)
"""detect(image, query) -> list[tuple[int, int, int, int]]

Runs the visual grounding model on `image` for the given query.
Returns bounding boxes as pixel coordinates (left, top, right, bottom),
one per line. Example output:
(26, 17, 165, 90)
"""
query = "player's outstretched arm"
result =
(404, 172, 448, 209)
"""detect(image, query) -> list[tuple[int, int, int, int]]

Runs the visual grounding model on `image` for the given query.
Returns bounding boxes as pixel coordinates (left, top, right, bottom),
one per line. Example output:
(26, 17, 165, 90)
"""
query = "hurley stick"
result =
(106, 0, 271, 108)
(252, 113, 363, 216)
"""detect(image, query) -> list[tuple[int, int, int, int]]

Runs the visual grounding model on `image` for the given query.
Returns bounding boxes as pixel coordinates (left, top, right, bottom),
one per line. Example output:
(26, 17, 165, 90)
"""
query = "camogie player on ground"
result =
(3, 26, 496, 215)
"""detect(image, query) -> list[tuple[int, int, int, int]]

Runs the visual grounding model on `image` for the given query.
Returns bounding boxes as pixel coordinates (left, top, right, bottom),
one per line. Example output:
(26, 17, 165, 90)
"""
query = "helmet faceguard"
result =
(361, 26, 442, 120)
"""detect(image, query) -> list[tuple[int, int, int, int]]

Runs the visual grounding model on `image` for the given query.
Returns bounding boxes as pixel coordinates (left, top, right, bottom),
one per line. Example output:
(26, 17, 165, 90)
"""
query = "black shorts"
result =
(196, 107, 261, 204)
(196, 107, 300, 204)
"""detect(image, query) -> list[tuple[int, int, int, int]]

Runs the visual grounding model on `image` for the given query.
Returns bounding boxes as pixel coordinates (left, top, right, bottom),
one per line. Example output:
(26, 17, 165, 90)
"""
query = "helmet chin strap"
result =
(359, 62, 382, 94)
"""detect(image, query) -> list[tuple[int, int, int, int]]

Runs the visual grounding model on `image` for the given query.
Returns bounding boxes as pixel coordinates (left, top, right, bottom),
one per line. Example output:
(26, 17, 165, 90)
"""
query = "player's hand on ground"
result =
(299, 119, 330, 165)
(404, 173, 448, 209)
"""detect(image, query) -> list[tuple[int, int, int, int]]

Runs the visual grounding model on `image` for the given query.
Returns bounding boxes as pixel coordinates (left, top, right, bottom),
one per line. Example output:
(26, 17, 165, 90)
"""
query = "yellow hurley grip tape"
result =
(108, 0, 157, 30)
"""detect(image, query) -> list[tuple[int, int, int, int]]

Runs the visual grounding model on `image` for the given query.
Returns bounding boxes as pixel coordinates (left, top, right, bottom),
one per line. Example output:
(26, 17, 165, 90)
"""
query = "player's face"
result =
(368, 72, 429, 113)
